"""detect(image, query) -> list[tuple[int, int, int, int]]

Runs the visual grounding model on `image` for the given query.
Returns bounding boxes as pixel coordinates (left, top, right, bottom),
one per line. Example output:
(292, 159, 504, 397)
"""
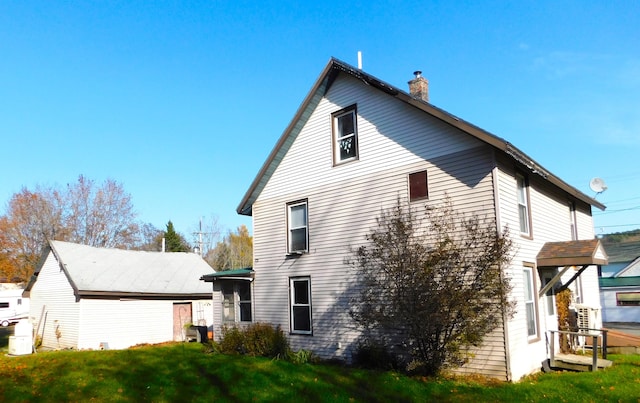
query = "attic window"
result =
(409, 170, 428, 201)
(332, 105, 358, 165)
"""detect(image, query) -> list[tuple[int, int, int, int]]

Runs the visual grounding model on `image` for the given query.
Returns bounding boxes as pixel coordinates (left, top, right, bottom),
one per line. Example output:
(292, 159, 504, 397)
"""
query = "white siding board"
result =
(28, 253, 80, 349)
(495, 153, 600, 380)
(253, 72, 506, 373)
(78, 299, 173, 349)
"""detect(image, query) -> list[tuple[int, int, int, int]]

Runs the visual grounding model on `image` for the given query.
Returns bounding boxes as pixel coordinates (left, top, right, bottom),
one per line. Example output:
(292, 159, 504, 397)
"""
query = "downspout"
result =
(491, 151, 512, 382)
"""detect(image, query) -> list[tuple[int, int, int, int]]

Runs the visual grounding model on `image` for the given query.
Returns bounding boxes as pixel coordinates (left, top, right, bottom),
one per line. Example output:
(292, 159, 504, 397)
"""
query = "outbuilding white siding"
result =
(27, 241, 214, 350)
(28, 251, 81, 349)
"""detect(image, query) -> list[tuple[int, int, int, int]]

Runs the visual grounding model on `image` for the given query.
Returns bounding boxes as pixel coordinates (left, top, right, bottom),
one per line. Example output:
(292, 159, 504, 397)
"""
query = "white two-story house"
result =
(207, 58, 608, 381)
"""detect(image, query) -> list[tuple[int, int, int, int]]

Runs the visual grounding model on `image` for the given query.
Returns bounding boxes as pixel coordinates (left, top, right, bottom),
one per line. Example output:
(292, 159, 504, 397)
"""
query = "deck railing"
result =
(548, 328, 609, 372)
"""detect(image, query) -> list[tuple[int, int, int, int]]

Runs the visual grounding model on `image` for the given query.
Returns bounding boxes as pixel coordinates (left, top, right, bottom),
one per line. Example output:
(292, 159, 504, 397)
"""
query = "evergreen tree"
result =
(164, 221, 191, 252)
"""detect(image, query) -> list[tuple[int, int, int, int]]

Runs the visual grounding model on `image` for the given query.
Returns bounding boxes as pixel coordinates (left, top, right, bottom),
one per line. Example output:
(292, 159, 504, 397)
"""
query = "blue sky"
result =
(1, 1, 639, 242)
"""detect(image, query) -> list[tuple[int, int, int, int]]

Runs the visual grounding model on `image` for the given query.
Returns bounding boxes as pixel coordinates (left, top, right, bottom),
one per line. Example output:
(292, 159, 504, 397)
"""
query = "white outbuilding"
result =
(24, 240, 214, 350)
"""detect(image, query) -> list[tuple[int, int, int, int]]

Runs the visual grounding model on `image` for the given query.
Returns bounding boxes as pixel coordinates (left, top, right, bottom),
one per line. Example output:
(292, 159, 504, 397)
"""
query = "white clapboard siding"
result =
(78, 299, 174, 349)
(495, 154, 600, 380)
(29, 252, 80, 349)
(253, 71, 509, 378)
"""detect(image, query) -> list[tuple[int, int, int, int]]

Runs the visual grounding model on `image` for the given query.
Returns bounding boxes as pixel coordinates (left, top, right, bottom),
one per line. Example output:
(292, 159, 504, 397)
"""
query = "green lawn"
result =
(0, 342, 639, 402)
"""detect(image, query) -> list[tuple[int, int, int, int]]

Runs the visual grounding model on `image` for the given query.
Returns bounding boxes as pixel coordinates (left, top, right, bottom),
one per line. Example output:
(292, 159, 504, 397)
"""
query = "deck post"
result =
(549, 330, 555, 365)
(602, 330, 608, 359)
(592, 335, 598, 371)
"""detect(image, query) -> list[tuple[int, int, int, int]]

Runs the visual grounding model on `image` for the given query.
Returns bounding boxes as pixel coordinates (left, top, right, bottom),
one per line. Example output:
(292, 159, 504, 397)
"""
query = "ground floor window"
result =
(290, 277, 312, 334)
(222, 281, 252, 323)
(617, 292, 640, 306)
(523, 266, 538, 340)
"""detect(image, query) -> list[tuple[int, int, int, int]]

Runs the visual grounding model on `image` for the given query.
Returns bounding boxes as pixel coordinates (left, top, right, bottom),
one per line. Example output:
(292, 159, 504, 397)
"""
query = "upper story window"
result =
(332, 105, 358, 165)
(569, 202, 578, 240)
(287, 200, 308, 254)
(516, 173, 531, 236)
(409, 170, 429, 201)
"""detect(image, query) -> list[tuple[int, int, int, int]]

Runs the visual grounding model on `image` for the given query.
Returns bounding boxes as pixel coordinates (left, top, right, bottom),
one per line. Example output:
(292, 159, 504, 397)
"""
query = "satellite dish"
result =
(589, 177, 608, 196)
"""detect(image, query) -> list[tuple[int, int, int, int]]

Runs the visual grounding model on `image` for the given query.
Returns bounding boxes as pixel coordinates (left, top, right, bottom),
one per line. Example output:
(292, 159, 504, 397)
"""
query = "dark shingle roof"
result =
(537, 239, 608, 267)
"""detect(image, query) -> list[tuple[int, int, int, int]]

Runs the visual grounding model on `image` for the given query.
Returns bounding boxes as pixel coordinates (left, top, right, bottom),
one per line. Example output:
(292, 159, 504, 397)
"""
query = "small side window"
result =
(409, 170, 428, 201)
(516, 173, 531, 236)
(617, 292, 640, 306)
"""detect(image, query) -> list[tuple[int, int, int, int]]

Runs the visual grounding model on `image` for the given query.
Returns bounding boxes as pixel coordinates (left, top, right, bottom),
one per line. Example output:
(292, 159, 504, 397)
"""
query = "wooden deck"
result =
(551, 353, 613, 372)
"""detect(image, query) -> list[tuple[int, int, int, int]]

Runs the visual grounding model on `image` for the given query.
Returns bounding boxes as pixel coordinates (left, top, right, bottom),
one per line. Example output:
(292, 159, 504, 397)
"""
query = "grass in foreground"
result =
(0, 343, 639, 402)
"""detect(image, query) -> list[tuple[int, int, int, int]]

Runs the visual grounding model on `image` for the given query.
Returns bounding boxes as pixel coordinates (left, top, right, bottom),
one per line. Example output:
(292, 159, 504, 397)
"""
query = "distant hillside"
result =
(602, 229, 640, 244)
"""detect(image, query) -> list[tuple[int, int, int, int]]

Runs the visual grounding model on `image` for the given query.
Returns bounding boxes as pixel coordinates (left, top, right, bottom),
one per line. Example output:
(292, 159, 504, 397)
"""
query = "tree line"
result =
(0, 175, 252, 282)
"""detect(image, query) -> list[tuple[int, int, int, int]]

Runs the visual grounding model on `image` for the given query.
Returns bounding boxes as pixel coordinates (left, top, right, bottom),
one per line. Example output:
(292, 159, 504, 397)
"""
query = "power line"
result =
(594, 206, 640, 215)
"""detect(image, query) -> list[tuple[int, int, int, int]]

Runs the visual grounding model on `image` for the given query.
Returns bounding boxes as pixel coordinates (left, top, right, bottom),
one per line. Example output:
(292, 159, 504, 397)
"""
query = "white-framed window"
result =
(541, 271, 555, 316)
(290, 277, 312, 334)
(409, 170, 428, 201)
(516, 173, 531, 236)
(569, 202, 578, 240)
(222, 281, 252, 323)
(287, 200, 308, 254)
(332, 105, 358, 164)
(523, 266, 538, 340)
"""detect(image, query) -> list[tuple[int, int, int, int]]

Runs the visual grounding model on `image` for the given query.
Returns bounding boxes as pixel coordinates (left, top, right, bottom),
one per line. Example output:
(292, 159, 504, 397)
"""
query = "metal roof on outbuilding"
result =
(26, 240, 214, 298)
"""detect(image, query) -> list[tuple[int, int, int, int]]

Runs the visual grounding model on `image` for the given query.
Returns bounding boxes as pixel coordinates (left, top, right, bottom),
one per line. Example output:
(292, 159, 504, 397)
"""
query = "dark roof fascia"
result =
(600, 276, 640, 288)
(23, 242, 52, 294)
(236, 60, 338, 216)
(48, 240, 83, 300)
(200, 268, 254, 282)
(77, 291, 212, 300)
(236, 57, 605, 216)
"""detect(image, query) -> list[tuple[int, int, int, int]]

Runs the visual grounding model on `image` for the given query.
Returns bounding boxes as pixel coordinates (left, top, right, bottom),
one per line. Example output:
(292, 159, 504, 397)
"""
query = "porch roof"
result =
(200, 268, 254, 282)
(536, 239, 609, 268)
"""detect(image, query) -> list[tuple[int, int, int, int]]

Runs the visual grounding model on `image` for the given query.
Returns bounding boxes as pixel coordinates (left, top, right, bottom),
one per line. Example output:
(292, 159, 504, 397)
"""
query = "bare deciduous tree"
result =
(0, 176, 148, 281)
(64, 175, 138, 248)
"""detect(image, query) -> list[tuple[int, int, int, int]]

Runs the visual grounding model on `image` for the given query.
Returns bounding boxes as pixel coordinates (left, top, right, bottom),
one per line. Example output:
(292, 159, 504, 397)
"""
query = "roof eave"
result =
(236, 57, 606, 216)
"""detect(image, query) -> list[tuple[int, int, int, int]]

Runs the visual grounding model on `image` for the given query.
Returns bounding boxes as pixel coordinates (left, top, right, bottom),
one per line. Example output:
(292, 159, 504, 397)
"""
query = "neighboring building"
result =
(229, 58, 607, 381)
(0, 283, 29, 327)
(600, 241, 640, 323)
(24, 240, 214, 350)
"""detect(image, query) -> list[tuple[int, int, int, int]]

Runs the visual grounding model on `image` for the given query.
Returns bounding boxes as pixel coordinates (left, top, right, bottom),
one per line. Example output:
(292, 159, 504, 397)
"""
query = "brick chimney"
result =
(408, 71, 429, 102)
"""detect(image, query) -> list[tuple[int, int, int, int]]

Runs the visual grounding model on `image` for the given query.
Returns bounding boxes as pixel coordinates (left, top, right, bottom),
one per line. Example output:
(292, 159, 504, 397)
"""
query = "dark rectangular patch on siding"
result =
(409, 170, 428, 201)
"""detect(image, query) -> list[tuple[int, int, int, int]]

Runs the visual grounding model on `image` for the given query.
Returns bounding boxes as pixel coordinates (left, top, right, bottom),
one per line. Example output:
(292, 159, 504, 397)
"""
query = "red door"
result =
(173, 302, 192, 341)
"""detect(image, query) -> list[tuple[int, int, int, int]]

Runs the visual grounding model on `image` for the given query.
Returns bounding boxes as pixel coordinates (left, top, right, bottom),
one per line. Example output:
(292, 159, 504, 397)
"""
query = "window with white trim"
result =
(516, 174, 531, 235)
(332, 105, 358, 164)
(523, 266, 538, 339)
(287, 200, 308, 254)
(290, 277, 312, 334)
(541, 271, 555, 316)
(569, 202, 578, 240)
(222, 281, 252, 323)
